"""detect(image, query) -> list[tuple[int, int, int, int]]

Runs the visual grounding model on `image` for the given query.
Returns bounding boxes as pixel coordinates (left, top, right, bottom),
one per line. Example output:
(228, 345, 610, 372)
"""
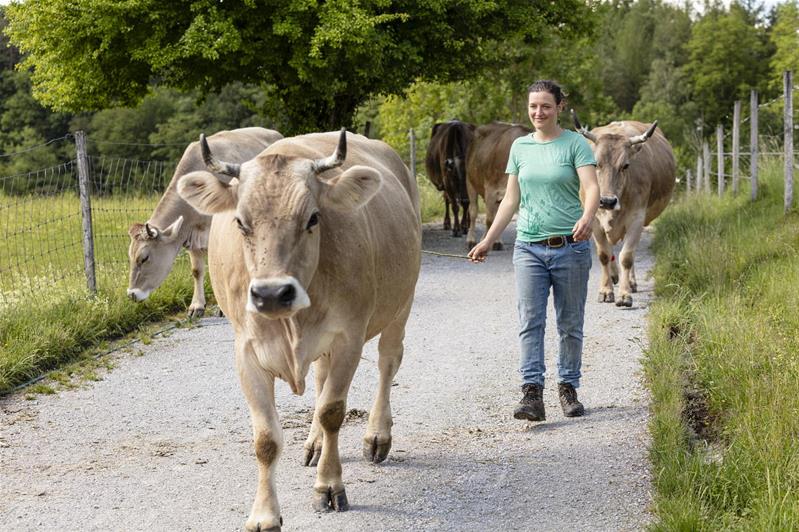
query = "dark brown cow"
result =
(573, 112, 676, 307)
(424, 120, 475, 236)
(465, 122, 532, 250)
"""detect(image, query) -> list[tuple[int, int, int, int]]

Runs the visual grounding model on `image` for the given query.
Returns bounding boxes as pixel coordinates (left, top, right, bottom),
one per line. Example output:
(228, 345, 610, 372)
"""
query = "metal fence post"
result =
(732, 100, 741, 194)
(75, 130, 96, 294)
(717, 124, 725, 196)
(703, 140, 711, 194)
(785, 70, 794, 213)
(750, 89, 758, 201)
(408, 128, 416, 178)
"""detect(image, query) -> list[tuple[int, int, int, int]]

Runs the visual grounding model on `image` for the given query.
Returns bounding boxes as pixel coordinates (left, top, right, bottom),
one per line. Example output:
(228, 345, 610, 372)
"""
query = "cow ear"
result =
(431, 123, 442, 138)
(129, 222, 146, 240)
(319, 165, 382, 211)
(159, 216, 184, 243)
(178, 171, 238, 214)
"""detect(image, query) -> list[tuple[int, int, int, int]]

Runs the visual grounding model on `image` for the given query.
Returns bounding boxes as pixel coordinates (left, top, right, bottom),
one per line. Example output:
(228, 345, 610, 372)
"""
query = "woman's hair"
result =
(527, 80, 566, 105)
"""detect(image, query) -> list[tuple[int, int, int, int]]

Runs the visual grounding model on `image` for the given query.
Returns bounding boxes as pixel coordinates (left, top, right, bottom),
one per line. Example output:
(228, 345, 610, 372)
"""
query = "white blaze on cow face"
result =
(127, 216, 184, 301)
(177, 133, 382, 319)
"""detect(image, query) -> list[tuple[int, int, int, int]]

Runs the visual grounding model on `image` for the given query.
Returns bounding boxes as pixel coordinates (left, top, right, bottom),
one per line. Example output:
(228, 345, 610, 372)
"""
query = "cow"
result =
(572, 111, 675, 307)
(424, 120, 475, 236)
(176, 129, 421, 530)
(465, 122, 532, 250)
(126, 127, 282, 317)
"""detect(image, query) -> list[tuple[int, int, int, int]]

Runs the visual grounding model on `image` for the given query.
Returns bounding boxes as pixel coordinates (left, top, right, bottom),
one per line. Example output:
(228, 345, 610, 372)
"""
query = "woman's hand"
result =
(467, 239, 492, 263)
(571, 215, 594, 242)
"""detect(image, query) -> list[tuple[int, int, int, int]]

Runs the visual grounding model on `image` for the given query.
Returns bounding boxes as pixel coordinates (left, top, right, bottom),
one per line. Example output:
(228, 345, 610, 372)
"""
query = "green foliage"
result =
(684, 3, 771, 132)
(769, 1, 799, 92)
(5, 0, 590, 134)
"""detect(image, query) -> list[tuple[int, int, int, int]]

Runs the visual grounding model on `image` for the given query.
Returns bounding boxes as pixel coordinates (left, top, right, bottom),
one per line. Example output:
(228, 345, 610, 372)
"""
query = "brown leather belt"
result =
(528, 235, 576, 248)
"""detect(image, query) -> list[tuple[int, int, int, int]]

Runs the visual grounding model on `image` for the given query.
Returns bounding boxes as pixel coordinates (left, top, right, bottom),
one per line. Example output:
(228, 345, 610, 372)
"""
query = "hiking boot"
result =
(513, 383, 545, 421)
(559, 382, 585, 417)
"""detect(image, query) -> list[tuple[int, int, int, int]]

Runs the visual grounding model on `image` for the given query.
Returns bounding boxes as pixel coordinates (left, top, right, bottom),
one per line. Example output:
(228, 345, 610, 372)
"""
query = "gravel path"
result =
(0, 222, 654, 531)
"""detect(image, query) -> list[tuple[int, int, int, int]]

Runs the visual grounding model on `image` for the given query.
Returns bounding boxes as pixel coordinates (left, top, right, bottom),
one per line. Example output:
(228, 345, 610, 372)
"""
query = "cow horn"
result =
(314, 128, 347, 173)
(571, 109, 597, 143)
(200, 133, 240, 184)
(629, 121, 658, 145)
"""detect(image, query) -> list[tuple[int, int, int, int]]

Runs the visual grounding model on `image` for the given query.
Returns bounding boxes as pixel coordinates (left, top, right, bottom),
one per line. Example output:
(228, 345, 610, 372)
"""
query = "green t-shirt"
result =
(505, 129, 596, 242)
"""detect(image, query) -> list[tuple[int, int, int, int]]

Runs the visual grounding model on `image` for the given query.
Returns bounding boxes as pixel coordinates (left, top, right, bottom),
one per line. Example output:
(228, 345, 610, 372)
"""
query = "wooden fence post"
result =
(750, 89, 759, 201)
(703, 140, 711, 194)
(785, 70, 794, 213)
(408, 128, 417, 178)
(716, 124, 725, 196)
(732, 100, 741, 194)
(686, 169, 692, 193)
(696, 152, 703, 193)
(75, 130, 96, 294)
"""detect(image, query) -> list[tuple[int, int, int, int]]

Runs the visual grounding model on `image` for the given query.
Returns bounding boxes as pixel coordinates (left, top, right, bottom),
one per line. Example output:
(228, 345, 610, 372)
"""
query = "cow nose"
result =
(599, 196, 618, 209)
(250, 283, 296, 310)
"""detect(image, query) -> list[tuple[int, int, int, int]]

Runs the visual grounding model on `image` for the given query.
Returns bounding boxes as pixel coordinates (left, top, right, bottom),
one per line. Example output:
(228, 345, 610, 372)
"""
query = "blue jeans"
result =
(513, 238, 591, 389)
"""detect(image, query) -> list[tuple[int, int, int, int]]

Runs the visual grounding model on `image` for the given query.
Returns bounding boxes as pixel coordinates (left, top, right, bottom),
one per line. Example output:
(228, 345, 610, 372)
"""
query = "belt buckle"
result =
(547, 236, 565, 248)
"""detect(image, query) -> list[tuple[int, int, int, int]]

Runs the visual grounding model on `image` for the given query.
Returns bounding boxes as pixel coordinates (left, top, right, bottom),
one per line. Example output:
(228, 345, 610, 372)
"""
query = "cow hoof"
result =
(312, 487, 349, 512)
(630, 283, 638, 293)
(245, 515, 282, 531)
(363, 434, 392, 464)
(492, 241, 504, 251)
(187, 306, 205, 319)
(616, 295, 633, 307)
(599, 292, 615, 303)
(611, 275, 619, 285)
(466, 240, 476, 250)
(303, 443, 322, 467)
(443, 221, 451, 231)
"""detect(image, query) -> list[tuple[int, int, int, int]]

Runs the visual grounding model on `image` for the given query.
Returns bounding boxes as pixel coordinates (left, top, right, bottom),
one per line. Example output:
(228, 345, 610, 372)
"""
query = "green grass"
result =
(646, 156, 799, 529)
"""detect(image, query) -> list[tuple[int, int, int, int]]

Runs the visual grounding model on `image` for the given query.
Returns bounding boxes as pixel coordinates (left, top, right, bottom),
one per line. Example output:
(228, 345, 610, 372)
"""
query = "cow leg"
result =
(459, 198, 470, 239)
(303, 355, 330, 467)
(593, 225, 615, 303)
(617, 215, 645, 307)
(450, 193, 461, 237)
(237, 340, 284, 532)
(466, 180, 479, 249)
(485, 185, 504, 251)
(442, 194, 451, 231)
(363, 299, 411, 463)
(187, 247, 207, 318)
(312, 339, 361, 513)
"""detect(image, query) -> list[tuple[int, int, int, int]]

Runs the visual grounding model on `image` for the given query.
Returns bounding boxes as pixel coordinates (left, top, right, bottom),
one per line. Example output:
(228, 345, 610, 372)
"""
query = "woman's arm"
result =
(467, 174, 520, 262)
(573, 164, 599, 241)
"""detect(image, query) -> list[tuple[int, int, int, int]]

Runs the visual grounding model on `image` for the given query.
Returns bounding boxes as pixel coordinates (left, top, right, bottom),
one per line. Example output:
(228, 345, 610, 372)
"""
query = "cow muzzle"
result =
(126, 288, 150, 302)
(247, 277, 311, 317)
(599, 196, 620, 210)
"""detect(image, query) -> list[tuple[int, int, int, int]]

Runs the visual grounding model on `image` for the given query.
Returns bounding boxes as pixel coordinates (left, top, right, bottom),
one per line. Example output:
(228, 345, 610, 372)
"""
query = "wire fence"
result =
(0, 133, 179, 310)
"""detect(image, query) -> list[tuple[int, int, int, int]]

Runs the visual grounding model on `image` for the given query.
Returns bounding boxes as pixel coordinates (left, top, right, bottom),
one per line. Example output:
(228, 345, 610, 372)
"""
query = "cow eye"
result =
(622, 162, 630, 170)
(234, 217, 251, 236)
(306, 212, 320, 231)
(138, 255, 149, 265)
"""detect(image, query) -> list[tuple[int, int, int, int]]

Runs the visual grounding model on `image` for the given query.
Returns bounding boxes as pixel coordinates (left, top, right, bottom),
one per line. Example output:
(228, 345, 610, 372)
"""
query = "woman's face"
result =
(527, 91, 561, 130)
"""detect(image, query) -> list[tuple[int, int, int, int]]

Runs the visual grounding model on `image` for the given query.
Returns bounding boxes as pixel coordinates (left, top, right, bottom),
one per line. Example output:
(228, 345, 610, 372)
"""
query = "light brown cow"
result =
(465, 122, 532, 250)
(177, 129, 421, 531)
(573, 113, 675, 307)
(127, 127, 282, 316)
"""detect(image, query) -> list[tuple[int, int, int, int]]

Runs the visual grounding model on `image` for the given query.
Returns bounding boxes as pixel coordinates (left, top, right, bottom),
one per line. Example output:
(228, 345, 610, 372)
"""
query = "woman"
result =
(467, 80, 599, 421)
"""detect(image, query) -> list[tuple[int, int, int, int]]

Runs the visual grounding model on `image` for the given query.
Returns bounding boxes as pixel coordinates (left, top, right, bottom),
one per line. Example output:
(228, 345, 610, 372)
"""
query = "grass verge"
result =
(646, 156, 799, 529)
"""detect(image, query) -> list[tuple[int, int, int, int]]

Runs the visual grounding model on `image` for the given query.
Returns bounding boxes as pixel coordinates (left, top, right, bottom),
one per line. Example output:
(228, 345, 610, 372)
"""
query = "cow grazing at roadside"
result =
(572, 111, 675, 307)
(465, 122, 532, 250)
(177, 129, 421, 531)
(424, 120, 475, 236)
(127, 127, 282, 317)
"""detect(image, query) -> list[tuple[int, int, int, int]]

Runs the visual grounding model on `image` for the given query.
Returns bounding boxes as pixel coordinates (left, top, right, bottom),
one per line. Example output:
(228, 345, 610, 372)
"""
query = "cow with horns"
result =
(177, 128, 421, 531)
(572, 111, 676, 307)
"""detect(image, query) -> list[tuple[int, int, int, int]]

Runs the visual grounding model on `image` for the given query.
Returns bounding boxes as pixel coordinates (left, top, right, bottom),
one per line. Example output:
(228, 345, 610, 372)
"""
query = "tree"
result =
(5, 0, 590, 134)
(769, 1, 799, 91)
(684, 2, 771, 132)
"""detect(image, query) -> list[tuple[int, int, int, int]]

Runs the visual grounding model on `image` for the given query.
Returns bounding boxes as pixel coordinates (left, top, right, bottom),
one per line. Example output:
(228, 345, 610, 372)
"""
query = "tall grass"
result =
(646, 155, 799, 529)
